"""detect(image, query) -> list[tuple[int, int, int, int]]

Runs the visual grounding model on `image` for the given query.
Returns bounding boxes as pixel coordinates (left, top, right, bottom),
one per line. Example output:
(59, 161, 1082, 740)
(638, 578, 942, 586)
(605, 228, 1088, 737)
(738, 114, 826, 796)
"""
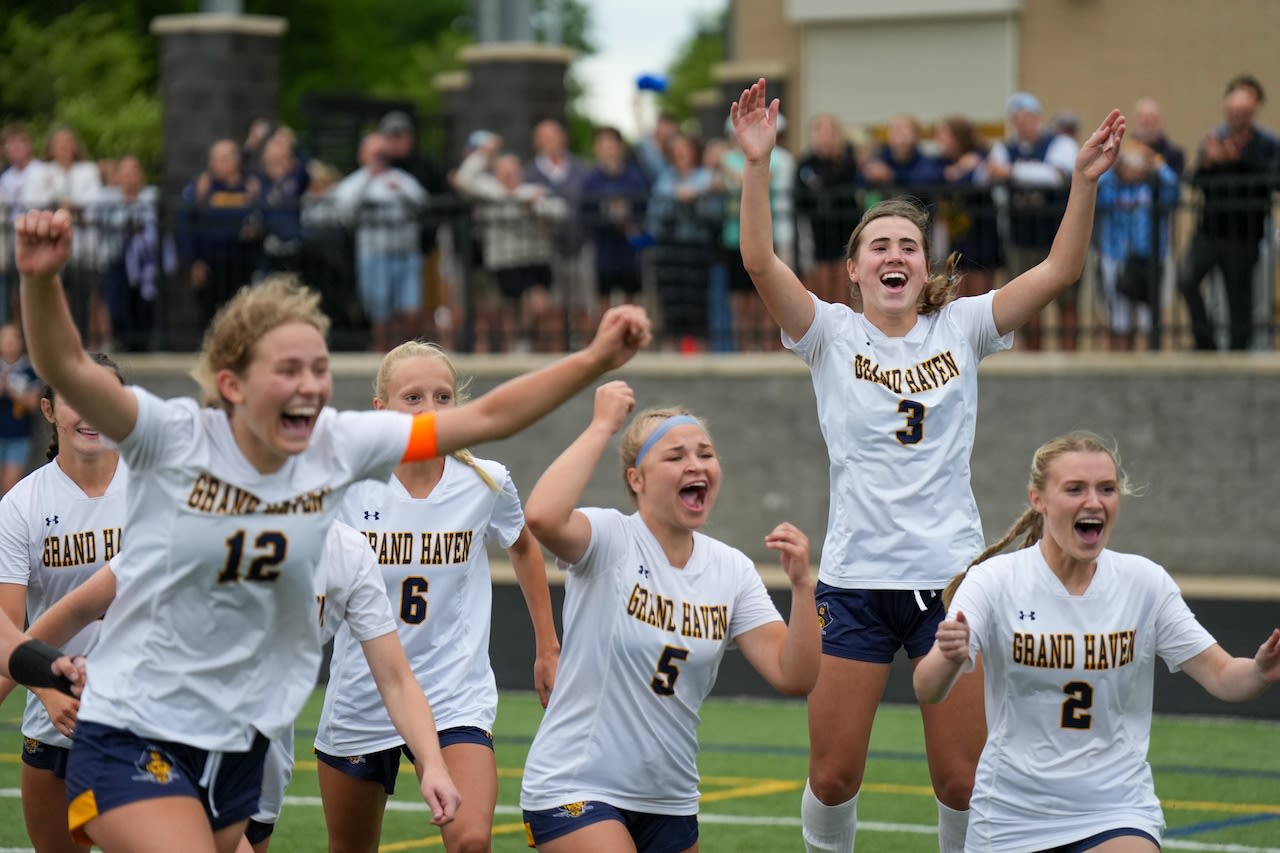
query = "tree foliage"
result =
(0, 0, 600, 165)
(0, 8, 163, 170)
(660, 7, 727, 125)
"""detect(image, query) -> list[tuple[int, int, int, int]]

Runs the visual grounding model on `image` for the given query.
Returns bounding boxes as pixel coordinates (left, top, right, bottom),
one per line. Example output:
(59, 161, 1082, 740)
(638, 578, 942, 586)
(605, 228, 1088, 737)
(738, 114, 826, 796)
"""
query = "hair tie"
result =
(634, 415, 701, 465)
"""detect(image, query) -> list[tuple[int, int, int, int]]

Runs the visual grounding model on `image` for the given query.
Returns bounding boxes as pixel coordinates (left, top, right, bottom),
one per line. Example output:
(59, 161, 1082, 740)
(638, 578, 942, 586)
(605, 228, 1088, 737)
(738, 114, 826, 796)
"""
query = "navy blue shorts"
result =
(21, 736, 70, 778)
(315, 726, 493, 796)
(1047, 828, 1160, 852)
(815, 583, 945, 663)
(65, 721, 270, 844)
(522, 801, 698, 852)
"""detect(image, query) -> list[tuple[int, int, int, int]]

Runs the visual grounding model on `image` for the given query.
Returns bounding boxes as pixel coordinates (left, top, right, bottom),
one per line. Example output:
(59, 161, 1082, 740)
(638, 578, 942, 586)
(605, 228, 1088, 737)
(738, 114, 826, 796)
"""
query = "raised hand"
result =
(765, 522, 812, 587)
(934, 611, 971, 663)
(729, 77, 781, 163)
(1075, 109, 1127, 181)
(1255, 628, 1280, 683)
(587, 304, 652, 370)
(15, 209, 73, 280)
(591, 380, 636, 435)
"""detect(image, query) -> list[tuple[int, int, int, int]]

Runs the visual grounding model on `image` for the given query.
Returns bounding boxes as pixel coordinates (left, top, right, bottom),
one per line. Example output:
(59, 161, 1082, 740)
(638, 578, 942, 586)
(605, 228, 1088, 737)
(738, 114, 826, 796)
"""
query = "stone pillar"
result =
(713, 60, 790, 147)
(150, 14, 288, 200)
(458, 43, 576, 161)
(690, 88, 730, 141)
(434, 70, 472, 165)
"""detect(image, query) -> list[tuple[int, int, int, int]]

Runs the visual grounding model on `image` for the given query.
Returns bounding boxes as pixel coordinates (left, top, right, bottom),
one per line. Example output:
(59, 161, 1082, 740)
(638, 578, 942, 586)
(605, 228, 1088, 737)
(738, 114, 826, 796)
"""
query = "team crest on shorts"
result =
(22, 737, 41, 755)
(555, 801, 593, 819)
(132, 748, 178, 785)
(347, 754, 368, 765)
(817, 602, 833, 631)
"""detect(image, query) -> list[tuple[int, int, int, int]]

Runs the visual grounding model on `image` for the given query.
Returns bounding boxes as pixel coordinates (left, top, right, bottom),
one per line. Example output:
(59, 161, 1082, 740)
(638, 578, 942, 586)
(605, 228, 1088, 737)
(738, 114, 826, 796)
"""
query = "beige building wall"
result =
(731, 0, 1280, 153)
(1020, 0, 1280, 155)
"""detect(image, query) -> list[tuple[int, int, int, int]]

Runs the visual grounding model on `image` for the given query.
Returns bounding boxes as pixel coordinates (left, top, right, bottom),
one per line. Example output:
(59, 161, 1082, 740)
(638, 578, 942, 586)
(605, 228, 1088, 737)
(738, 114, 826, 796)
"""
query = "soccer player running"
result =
(315, 341, 560, 853)
(10, 522, 456, 853)
(12, 208, 650, 853)
(915, 432, 1280, 852)
(730, 78, 1124, 853)
(518, 381, 821, 852)
(0, 356, 126, 853)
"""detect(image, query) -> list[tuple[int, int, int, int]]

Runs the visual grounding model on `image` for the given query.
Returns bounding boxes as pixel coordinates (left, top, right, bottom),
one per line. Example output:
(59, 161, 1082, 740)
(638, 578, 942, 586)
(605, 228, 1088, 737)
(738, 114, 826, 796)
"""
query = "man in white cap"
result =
(987, 92, 1081, 350)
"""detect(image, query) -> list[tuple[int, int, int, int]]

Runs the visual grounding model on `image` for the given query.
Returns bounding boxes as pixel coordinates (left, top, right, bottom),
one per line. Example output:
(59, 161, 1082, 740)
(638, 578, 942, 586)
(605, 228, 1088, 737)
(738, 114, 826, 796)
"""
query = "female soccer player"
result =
(13, 208, 650, 853)
(730, 78, 1125, 853)
(316, 340, 560, 853)
(0, 354, 127, 853)
(13, 522, 452, 853)
(915, 432, 1280, 852)
(518, 381, 821, 852)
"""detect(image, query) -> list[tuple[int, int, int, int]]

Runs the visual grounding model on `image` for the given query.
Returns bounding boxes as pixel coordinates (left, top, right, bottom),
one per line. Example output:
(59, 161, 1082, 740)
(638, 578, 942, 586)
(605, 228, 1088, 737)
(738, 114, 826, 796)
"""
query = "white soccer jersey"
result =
(950, 546, 1216, 851)
(784, 291, 1012, 589)
(0, 459, 128, 748)
(519, 508, 782, 815)
(316, 456, 524, 754)
(256, 521, 396, 823)
(77, 387, 414, 751)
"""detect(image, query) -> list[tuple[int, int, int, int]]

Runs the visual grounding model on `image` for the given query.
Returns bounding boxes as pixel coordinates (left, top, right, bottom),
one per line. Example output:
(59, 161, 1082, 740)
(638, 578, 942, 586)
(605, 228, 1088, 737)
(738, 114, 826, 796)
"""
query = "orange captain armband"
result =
(402, 411, 440, 462)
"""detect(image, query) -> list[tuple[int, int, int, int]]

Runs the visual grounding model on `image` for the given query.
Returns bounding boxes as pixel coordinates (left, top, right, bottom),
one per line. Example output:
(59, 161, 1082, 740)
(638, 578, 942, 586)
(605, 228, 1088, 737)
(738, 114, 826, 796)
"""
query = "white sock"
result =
(936, 798, 969, 853)
(801, 780, 857, 853)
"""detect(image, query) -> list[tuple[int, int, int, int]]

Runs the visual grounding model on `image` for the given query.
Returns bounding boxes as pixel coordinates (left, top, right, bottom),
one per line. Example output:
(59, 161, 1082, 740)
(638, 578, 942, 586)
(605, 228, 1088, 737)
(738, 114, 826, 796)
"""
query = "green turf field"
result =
(2, 691, 1278, 851)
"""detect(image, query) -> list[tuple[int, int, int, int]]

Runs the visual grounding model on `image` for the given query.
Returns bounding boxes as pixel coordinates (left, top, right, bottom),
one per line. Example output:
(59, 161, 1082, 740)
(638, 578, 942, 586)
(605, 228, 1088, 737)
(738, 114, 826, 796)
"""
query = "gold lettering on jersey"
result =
(316, 594, 327, 628)
(41, 530, 99, 568)
(854, 350, 960, 396)
(262, 487, 331, 515)
(418, 531, 474, 566)
(1011, 631, 1076, 669)
(102, 527, 124, 560)
(680, 601, 730, 641)
(625, 583, 677, 631)
(1083, 630, 1136, 670)
(186, 474, 261, 515)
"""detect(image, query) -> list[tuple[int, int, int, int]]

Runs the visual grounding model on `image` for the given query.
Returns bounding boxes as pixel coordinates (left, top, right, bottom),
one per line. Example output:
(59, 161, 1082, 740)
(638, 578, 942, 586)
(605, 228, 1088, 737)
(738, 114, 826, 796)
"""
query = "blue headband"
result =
(634, 415, 702, 466)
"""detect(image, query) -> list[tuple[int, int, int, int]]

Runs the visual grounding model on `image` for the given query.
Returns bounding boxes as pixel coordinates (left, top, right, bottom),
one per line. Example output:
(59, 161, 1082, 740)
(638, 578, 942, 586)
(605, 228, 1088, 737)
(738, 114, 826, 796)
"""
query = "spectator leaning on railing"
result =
(455, 132, 567, 354)
(177, 139, 263, 332)
(1177, 74, 1280, 351)
(331, 132, 428, 353)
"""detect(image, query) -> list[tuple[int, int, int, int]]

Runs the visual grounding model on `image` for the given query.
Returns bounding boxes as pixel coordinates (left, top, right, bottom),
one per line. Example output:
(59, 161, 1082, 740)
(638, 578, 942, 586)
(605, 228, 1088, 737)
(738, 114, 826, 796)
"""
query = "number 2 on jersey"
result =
(1061, 680, 1094, 729)
(651, 645, 690, 696)
(400, 576, 430, 624)
(896, 399, 926, 445)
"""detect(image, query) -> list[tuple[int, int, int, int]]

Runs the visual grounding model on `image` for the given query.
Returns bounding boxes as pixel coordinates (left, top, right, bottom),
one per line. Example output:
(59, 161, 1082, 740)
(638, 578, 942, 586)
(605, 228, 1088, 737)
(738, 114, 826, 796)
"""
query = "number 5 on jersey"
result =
(651, 645, 689, 696)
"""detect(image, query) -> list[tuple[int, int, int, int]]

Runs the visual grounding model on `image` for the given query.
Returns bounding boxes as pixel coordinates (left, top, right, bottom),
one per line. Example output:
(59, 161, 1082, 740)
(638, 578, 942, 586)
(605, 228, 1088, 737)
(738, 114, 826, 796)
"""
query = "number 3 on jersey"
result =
(651, 645, 689, 696)
(896, 399, 926, 445)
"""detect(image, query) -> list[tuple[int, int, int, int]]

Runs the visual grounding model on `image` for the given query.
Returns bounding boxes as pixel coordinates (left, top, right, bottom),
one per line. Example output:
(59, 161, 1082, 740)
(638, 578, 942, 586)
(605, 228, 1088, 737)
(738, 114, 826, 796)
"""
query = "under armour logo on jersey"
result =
(1019, 610, 1036, 621)
(364, 511, 380, 520)
(638, 564, 650, 578)
(44, 515, 59, 526)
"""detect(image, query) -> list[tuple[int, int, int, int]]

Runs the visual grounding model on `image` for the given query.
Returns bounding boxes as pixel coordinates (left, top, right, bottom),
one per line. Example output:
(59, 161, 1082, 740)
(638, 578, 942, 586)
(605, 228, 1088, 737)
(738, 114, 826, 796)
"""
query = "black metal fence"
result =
(2, 177, 1276, 354)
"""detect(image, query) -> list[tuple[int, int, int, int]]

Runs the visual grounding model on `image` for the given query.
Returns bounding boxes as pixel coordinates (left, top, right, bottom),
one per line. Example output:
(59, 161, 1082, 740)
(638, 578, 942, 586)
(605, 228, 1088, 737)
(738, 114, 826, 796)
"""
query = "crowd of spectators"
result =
(1, 73, 1278, 355)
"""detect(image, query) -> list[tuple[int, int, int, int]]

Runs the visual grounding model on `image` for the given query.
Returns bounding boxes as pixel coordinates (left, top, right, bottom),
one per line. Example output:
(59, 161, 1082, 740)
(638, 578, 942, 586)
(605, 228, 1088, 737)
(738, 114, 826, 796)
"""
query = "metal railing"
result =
(0, 178, 1275, 353)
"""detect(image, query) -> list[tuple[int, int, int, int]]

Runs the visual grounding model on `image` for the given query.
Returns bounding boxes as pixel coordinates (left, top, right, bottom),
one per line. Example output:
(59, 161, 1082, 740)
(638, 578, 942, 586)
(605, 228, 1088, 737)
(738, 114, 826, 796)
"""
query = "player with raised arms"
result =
(0, 354, 127, 853)
(730, 78, 1124, 852)
(518, 381, 822, 852)
(915, 432, 1280, 851)
(13, 208, 650, 853)
(316, 340, 560, 853)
